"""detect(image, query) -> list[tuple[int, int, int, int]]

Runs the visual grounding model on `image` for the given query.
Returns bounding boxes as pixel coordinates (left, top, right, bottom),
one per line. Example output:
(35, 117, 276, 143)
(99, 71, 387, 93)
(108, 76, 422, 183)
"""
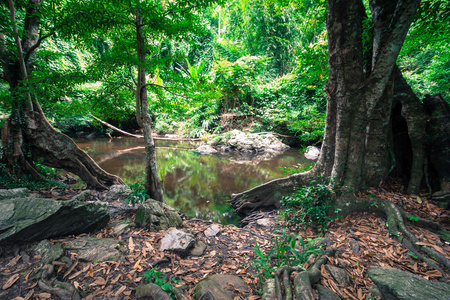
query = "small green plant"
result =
(123, 176, 149, 205)
(252, 229, 324, 284)
(278, 163, 313, 175)
(408, 215, 419, 222)
(140, 266, 179, 298)
(281, 182, 339, 231)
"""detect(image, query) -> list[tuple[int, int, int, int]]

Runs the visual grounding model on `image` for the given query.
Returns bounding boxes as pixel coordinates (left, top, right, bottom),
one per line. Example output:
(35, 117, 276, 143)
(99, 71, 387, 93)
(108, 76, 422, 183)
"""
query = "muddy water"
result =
(74, 137, 313, 224)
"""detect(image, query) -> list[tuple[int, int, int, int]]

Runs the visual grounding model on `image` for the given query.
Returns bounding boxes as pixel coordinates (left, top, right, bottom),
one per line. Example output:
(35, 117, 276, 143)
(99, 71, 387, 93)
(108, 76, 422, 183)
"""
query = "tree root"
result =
(262, 246, 336, 300)
(39, 264, 81, 300)
(228, 171, 318, 215)
(334, 195, 450, 278)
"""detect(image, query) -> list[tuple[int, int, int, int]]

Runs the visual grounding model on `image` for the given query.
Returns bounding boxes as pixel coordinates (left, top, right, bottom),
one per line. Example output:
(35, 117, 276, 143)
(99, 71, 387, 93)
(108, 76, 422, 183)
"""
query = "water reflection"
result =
(74, 137, 311, 224)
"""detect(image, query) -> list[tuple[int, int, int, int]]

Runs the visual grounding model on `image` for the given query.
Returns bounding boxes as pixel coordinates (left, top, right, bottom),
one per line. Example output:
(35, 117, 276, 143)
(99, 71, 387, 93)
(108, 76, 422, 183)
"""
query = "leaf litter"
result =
(0, 185, 448, 299)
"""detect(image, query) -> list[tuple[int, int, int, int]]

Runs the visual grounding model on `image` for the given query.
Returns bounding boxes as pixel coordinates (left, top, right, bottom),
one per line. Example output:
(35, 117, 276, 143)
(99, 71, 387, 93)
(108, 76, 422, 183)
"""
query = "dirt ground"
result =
(0, 185, 449, 299)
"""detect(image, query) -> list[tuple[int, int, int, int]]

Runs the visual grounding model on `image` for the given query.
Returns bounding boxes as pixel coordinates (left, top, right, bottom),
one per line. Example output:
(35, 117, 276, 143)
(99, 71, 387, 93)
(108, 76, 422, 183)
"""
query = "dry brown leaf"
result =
(424, 270, 443, 278)
(6, 255, 21, 267)
(94, 277, 106, 285)
(63, 259, 78, 279)
(36, 292, 52, 299)
(28, 280, 38, 289)
(23, 289, 33, 300)
(128, 236, 135, 252)
(24, 268, 34, 281)
(88, 267, 94, 277)
(114, 286, 125, 298)
(127, 273, 133, 281)
(2, 273, 20, 290)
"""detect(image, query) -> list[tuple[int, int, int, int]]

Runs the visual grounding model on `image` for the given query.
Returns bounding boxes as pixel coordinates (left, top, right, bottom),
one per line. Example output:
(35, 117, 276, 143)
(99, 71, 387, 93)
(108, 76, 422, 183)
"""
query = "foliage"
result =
(0, 162, 65, 190)
(140, 266, 179, 298)
(123, 176, 149, 206)
(252, 229, 324, 281)
(281, 182, 339, 231)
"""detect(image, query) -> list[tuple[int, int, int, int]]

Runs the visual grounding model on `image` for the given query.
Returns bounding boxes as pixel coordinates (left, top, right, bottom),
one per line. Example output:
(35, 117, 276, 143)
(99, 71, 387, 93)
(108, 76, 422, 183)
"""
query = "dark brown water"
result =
(74, 137, 313, 224)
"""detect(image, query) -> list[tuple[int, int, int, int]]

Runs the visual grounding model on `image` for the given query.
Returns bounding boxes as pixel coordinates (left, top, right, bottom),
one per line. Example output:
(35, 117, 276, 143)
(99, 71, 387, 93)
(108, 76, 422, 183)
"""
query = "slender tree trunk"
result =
(135, 11, 165, 203)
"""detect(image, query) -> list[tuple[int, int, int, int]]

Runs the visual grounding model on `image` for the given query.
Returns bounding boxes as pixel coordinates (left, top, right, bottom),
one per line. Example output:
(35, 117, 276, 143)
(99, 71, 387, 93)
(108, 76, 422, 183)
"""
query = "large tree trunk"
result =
(230, 0, 424, 215)
(0, 0, 124, 189)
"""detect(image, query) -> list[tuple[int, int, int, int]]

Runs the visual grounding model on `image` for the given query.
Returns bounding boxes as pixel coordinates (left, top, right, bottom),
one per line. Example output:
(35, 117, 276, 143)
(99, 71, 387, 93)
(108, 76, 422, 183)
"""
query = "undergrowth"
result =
(252, 229, 324, 289)
(281, 182, 340, 231)
(140, 266, 179, 298)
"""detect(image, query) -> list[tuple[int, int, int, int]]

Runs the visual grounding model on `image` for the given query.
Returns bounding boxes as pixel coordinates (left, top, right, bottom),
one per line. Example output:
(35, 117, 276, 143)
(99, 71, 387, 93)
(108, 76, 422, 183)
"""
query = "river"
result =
(74, 137, 313, 224)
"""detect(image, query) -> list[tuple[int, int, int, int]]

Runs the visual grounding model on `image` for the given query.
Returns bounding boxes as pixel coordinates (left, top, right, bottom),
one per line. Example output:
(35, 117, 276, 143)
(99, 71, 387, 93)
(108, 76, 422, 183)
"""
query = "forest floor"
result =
(0, 183, 449, 300)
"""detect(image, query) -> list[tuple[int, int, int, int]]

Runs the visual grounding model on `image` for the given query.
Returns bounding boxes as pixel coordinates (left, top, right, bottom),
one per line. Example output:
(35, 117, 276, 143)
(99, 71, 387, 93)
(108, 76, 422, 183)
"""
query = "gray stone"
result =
(324, 264, 352, 286)
(204, 224, 221, 237)
(209, 130, 289, 154)
(33, 240, 64, 264)
(69, 190, 93, 202)
(195, 274, 249, 300)
(304, 146, 320, 160)
(65, 236, 126, 262)
(113, 222, 131, 236)
(256, 218, 274, 227)
(160, 228, 195, 255)
(99, 185, 131, 202)
(190, 241, 207, 256)
(136, 199, 182, 231)
(368, 266, 450, 300)
(196, 145, 218, 154)
(0, 188, 29, 200)
(135, 283, 172, 299)
(0, 197, 110, 244)
(317, 284, 341, 300)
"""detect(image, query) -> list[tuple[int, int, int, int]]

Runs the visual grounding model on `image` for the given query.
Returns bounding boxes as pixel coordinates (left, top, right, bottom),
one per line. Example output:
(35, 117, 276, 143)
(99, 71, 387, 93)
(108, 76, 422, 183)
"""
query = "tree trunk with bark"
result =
(230, 0, 450, 281)
(230, 0, 425, 213)
(135, 11, 165, 203)
(0, 0, 124, 189)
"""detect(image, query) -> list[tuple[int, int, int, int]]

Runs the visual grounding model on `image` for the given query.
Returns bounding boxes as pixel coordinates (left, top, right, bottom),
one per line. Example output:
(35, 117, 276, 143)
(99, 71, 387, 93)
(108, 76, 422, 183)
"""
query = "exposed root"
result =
(39, 264, 81, 300)
(334, 195, 450, 278)
(228, 171, 318, 215)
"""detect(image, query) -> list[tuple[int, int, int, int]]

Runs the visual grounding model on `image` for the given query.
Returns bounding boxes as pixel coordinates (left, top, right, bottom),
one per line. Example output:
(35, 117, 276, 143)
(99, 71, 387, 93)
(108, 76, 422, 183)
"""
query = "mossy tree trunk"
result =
(0, 0, 124, 189)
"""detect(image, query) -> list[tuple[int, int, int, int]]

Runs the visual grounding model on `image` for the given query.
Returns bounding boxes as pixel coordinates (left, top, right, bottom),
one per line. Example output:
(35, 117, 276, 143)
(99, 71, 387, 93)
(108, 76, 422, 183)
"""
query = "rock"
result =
(368, 266, 450, 300)
(70, 190, 93, 202)
(0, 188, 29, 200)
(64, 236, 126, 262)
(195, 145, 218, 154)
(0, 197, 110, 244)
(256, 218, 274, 227)
(33, 240, 64, 264)
(204, 224, 221, 237)
(135, 283, 172, 299)
(136, 199, 182, 231)
(324, 265, 352, 286)
(113, 222, 131, 236)
(195, 274, 249, 300)
(316, 284, 341, 300)
(160, 228, 195, 255)
(304, 146, 320, 160)
(208, 130, 290, 154)
(190, 241, 207, 256)
(99, 185, 131, 202)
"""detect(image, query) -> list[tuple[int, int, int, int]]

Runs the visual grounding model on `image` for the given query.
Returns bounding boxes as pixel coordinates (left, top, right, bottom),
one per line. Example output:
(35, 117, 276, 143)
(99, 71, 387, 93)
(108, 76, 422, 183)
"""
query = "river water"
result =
(74, 137, 312, 224)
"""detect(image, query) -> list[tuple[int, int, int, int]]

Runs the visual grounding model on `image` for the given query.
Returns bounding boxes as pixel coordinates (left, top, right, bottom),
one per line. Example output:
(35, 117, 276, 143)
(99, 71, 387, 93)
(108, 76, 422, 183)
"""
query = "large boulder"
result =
(368, 266, 450, 300)
(0, 196, 110, 244)
(0, 188, 29, 200)
(136, 199, 182, 231)
(195, 274, 249, 300)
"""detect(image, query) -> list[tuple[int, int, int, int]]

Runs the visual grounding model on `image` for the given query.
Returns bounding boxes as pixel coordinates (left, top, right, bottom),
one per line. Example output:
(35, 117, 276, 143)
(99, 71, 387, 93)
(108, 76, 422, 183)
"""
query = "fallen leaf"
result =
(36, 292, 51, 299)
(127, 273, 133, 281)
(63, 259, 78, 279)
(89, 267, 94, 278)
(2, 273, 20, 290)
(128, 237, 135, 252)
(6, 255, 21, 267)
(114, 286, 126, 297)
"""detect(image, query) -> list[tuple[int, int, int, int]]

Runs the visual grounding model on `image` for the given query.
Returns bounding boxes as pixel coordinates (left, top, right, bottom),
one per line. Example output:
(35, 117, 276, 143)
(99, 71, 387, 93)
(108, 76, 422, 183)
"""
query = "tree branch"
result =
(24, 32, 54, 62)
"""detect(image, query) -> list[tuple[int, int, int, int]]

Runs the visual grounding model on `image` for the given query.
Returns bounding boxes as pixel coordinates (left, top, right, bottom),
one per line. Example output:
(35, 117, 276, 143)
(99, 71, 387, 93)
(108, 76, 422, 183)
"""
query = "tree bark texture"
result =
(1, 0, 124, 189)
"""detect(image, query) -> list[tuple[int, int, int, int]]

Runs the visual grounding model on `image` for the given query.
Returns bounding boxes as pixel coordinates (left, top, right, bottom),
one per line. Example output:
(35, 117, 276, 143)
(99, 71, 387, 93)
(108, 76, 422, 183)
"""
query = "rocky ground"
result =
(0, 184, 449, 299)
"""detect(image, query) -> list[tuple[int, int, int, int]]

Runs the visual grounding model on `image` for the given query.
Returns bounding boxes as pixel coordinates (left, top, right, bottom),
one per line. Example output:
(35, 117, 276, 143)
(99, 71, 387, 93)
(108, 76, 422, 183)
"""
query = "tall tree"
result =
(230, 0, 450, 275)
(0, 0, 124, 189)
